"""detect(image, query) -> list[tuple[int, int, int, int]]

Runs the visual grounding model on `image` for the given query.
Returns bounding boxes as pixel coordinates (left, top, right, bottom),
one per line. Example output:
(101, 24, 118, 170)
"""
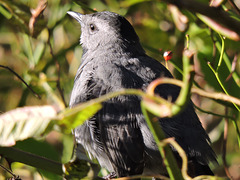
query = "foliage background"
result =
(0, 0, 240, 179)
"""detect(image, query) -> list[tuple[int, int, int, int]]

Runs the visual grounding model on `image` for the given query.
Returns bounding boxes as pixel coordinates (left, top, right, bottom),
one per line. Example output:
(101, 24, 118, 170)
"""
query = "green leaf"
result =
(0, 105, 57, 146)
(22, 33, 34, 67)
(33, 42, 45, 65)
(14, 138, 62, 180)
(0, 5, 12, 19)
(120, 0, 151, 7)
(58, 102, 102, 134)
(61, 134, 74, 163)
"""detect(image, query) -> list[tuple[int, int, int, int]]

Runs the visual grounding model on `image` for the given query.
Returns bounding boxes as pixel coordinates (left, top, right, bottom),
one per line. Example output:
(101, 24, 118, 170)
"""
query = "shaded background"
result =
(0, 0, 240, 179)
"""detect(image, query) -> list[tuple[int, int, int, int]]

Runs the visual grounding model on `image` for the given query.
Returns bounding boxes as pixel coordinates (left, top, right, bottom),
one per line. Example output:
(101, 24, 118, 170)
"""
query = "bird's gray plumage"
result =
(68, 11, 217, 178)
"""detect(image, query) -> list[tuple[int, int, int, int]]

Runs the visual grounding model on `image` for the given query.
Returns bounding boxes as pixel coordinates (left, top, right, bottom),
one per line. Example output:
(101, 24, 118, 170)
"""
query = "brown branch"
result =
(161, 0, 240, 37)
(29, 0, 47, 35)
(0, 65, 41, 99)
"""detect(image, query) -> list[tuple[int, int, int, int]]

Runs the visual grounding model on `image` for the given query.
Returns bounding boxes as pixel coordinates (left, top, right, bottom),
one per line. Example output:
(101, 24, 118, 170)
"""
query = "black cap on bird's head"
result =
(67, 11, 144, 53)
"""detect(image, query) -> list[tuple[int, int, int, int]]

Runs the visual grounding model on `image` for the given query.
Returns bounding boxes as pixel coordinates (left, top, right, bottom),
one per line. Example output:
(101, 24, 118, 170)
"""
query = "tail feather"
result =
(188, 160, 214, 177)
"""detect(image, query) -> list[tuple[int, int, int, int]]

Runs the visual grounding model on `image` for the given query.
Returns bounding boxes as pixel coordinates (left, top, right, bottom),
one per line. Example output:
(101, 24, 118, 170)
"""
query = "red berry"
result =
(163, 51, 173, 61)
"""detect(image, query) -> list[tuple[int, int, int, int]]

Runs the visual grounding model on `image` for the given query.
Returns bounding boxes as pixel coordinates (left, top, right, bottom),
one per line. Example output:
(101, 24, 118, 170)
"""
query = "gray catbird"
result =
(68, 11, 217, 178)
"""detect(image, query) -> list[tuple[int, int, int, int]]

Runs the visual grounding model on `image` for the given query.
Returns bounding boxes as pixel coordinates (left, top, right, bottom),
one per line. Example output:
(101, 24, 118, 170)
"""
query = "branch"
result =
(150, 78, 240, 106)
(0, 147, 63, 175)
(0, 164, 20, 179)
(0, 65, 41, 99)
(160, 138, 191, 180)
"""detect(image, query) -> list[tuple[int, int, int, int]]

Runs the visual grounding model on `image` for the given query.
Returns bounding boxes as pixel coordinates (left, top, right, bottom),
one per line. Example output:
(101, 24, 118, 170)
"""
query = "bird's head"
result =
(67, 11, 143, 54)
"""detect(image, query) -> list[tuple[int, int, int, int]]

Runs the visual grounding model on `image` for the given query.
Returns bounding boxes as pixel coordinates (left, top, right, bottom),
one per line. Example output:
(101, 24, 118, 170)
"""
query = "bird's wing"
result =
(98, 102, 145, 176)
(131, 56, 217, 166)
(71, 60, 145, 176)
(94, 63, 145, 176)
(69, 59, 97, 107)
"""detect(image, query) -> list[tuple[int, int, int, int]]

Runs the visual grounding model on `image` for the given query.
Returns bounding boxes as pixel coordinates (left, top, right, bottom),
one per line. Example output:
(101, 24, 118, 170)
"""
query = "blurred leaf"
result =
(0, 5, 12, 19)
(197, 13, 240, 41)
(22, 33, 34, 68)
(47, 3, 71, 28)
(168, 5, 188, 32)
(33, 42, 45, 65)
(0, 105, 57, 146)
(0, 0, 30, 33)
(72, 1, 97, 12)
(120, 0, 151, 7)
(58, 102, 102, 134)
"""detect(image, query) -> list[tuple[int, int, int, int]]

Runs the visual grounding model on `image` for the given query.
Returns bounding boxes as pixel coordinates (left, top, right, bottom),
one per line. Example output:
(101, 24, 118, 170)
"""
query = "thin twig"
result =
(194, 104, 234, 119)
(0, 65, 41, 99)
(47, 33, 67, 107)
(0, 163, 16, 178)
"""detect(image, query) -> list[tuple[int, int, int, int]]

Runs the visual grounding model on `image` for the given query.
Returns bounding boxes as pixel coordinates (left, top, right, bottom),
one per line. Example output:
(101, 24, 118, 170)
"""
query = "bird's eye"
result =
(90, 24, 96, 31)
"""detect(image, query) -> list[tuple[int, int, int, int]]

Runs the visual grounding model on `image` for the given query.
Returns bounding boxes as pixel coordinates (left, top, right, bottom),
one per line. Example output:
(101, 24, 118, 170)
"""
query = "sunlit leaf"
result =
(0, 105, 57, 146)
(58, 101, 102, 134)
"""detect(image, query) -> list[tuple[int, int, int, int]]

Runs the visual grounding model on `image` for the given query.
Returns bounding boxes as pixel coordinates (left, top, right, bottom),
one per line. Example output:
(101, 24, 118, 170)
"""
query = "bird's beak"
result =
(67, 11, 83, 25)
